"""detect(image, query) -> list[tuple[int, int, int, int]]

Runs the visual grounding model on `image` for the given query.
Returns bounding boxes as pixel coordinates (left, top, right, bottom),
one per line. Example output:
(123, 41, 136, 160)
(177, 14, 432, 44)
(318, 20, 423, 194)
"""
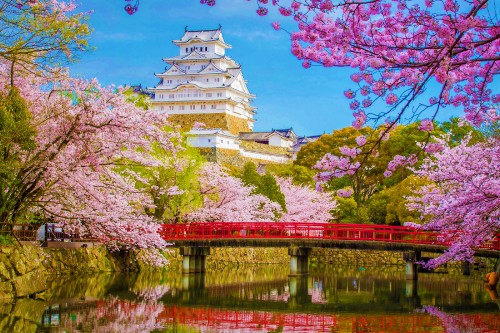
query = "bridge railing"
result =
(160, 222, 500, 250)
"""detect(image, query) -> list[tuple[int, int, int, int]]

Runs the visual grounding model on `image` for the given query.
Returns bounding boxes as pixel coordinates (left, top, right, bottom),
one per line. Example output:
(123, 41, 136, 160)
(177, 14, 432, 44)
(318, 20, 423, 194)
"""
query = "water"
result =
(1, 264, 499, 332)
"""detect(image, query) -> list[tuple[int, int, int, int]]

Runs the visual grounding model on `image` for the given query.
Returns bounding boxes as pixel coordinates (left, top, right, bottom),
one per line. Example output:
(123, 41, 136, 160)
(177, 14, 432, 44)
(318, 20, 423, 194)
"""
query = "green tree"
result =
(0, 88, 36, 226)
(0, 0, 90, 76)
(238, 162, 286, 210)
(131, 134, 206, 223)
(124, 87, 152, 110)
(439, 117, 486, 146)
(265, 164, 315, 187)
(367, 175, 430, 225)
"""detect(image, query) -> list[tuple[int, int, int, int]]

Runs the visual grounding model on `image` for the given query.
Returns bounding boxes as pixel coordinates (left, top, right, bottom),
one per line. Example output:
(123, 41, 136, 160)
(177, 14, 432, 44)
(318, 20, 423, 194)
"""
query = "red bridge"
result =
(160, 222, 500, 251)
(160, 222, 500, 275)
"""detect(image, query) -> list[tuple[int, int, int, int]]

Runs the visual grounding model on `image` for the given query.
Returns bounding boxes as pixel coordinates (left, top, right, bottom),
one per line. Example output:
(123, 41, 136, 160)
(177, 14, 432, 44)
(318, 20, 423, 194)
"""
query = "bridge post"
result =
(288, 276, 311, 308)
(180, 246, 210, 274)
(289, 247, 311, 276)
(403, 250, 421, 280)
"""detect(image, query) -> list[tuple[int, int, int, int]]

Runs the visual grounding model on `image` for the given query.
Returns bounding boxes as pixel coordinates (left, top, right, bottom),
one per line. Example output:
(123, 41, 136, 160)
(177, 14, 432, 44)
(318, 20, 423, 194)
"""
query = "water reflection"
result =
(0, 265, 498, 332)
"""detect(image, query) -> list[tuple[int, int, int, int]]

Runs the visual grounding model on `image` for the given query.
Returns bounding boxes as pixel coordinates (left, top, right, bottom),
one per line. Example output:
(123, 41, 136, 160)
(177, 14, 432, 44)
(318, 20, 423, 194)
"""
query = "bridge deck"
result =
(161, 222, 500, 257)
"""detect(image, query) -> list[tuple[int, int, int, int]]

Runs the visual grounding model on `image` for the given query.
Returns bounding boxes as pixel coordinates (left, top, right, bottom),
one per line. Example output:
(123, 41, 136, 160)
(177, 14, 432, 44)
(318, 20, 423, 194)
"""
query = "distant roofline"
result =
(184, 24, 222, 33)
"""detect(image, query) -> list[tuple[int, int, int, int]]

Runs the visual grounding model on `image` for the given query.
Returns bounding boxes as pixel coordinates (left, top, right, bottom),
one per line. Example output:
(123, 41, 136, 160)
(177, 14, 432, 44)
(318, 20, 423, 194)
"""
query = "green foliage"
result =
(294, 127, 372, 169)
(125, 133, 206, 223)
(293, 123, 449, 224)
(240, 162, 261, 187)
(333, 196, 358, 223)
(0, 87, 36, 152)
(0, 88, 36, 224)
(367, 175, 429, 225)
(123, 88, 151, 110)
(439, 117, 486, 145)
(238, 162, 286, 210)
(265, 164, 316, 187)
(0, 234, 13, 245)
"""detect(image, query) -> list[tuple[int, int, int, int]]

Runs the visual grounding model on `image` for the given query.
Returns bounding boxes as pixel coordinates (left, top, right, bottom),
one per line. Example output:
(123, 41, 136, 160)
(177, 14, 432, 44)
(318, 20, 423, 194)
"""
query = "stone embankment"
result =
(0, 245, 130, 300)
(1, 245, 491, 300)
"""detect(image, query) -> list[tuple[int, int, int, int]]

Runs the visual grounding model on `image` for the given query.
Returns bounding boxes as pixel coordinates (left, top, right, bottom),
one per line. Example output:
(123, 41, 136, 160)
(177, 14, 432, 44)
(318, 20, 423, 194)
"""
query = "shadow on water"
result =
(0, 264, 498, 332)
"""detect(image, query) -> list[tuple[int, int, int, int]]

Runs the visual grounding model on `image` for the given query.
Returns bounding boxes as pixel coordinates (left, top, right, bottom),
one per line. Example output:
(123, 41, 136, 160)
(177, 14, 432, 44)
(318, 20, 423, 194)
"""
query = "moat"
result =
(0, 263, 499, 332)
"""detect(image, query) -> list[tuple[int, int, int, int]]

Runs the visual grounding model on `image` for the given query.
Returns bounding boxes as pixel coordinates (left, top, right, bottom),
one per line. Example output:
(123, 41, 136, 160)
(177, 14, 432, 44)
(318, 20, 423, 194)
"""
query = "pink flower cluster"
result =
(406, 137, 500, 268)
(419, 119, 434, 132)
(1, 62, 180, 253)
(227, 0, 499, 129)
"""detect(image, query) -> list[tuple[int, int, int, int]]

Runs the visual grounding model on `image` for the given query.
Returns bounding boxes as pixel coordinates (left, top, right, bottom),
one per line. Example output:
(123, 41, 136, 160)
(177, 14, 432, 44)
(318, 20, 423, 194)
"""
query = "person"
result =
(484, 271, 499, 288)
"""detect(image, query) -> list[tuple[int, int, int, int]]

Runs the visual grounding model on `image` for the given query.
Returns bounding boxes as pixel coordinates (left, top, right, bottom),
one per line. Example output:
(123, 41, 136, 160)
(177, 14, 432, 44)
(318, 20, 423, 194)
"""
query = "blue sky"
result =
(69, 1, 494, 136)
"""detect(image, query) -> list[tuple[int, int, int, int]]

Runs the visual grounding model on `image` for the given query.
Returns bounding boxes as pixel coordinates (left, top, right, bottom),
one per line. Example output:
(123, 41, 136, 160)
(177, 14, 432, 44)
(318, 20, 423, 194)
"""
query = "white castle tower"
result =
(150, 26, 256, 135)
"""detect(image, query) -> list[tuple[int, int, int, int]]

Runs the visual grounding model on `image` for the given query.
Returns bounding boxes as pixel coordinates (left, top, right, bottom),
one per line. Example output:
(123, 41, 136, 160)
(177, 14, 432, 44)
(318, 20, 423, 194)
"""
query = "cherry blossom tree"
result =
(277, 177, 336, 222)
(405, 136, 500, 268)
(214, 1, 497, 128)
(0, 63, 180, 252)
(186, 163, 281, 222)
(0, 0, 90, 76)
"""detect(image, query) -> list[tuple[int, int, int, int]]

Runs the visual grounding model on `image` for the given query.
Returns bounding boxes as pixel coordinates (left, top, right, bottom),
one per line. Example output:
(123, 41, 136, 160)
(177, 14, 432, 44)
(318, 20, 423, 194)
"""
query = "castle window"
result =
(190, 105, 195, 110)
(205, 47, 208, 51)
(206, 93, 212, 97)
(169, 94, 174, 98)
(201, 105, 206, 110)
(208, 139, 211, 143)
(185, 48, 188, 52)
(211, 104, 216, 109)
(179, 105, 185, 110)
(169, 106, 174, 111)
(215, 78, 220, 82)
(217, 92, 222, 97)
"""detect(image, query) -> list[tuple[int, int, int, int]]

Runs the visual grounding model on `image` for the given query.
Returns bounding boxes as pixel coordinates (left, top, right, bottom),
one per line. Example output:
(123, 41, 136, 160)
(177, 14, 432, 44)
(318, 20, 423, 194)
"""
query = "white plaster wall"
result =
(187, 136, 216, 148)
(188, 135, 239, 150)
(239, 149, 290, 163)
(268, 135, 293, 148)
(215, 45, 225, 55)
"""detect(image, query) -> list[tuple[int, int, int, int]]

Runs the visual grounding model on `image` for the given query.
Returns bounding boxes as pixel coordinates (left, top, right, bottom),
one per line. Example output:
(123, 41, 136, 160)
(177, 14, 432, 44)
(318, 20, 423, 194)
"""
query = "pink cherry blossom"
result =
(406, 136, 500, 268)
(419, 119, 434, 132)
(355, 136, 367, 147)
(277, 178, 336, 222)
(1, 62, 179, 256)
(186, 163, 281, 222)
(336, 188, 353, 198)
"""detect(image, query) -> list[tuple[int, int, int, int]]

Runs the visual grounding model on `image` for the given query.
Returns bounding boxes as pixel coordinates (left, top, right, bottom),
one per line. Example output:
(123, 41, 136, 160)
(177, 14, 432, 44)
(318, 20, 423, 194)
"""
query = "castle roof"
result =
(271, 128, 297, 140)
(186, 128, 238, 138)
(173, 27, 231, 49)
(239, 130, 295, 142)
(291, 135, 322, 152)
(163, 53, 226, 63)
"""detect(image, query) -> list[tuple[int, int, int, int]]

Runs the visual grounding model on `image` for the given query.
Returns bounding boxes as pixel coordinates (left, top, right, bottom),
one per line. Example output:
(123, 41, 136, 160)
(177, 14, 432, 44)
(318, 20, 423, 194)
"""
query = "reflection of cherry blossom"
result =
(420, 305, 499, 333)
(95, 298, 165, 332)
(133, 285, 171, 301)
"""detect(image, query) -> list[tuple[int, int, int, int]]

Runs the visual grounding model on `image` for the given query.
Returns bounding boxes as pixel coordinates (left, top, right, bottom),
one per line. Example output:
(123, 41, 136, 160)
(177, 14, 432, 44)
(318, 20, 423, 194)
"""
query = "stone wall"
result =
(310, 248, 406, 266)
(164, 247, 494, 273)
(167, 113, 251, 135)
(0, 245, 138, 300)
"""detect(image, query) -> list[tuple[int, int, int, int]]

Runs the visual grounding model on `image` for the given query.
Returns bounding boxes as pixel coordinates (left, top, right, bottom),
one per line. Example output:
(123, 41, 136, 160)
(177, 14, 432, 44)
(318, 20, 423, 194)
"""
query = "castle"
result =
(149, 27, 319, 165)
